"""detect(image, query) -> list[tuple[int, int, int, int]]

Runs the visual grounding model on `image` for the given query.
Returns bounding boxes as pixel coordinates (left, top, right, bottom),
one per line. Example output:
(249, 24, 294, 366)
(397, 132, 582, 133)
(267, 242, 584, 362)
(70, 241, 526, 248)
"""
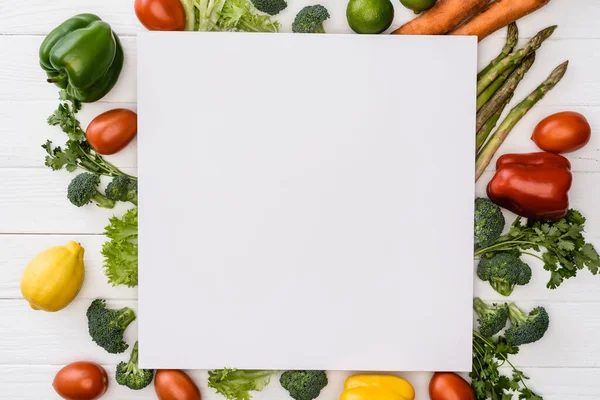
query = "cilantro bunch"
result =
(471, 332, 542, 400)
(42, 91, 136, 179)
(102, 207, 138, 287)
(475, 209, 600, 289)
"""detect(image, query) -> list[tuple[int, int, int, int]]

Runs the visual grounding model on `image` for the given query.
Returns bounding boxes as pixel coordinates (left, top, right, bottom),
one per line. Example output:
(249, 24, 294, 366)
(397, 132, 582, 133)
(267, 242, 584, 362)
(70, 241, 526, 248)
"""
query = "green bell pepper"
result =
(39, 14, 124, 103)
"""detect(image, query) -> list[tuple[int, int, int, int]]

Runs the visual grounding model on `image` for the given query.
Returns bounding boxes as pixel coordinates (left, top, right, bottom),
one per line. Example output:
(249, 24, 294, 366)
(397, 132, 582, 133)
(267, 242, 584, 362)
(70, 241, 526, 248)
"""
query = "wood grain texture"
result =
(2, 0, 600, 398)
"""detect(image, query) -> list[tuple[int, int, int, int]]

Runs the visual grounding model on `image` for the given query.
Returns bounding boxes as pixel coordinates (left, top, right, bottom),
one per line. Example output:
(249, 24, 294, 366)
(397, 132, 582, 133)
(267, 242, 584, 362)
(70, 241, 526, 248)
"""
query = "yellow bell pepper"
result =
(20, 241, 85, 312)
(340, 375, 415, 400)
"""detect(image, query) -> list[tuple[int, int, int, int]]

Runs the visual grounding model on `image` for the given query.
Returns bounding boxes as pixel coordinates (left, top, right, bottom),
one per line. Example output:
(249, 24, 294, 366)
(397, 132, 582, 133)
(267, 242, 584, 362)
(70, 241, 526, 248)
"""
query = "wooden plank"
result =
(1, 101, 598, 171)
(0, 365, 599, 400)
(0, 235, 136, 300)
(1, 35, 600, 106)
(0, 101, 137, 169)
(0, 297, 599, 367)
(0, 168, 136, 234)
(1, 0, 599, 39)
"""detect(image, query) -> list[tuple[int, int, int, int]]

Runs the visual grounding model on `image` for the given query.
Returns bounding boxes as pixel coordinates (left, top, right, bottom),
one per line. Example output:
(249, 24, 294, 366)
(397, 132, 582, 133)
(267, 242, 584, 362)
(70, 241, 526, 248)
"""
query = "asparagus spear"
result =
(476, 94, 513, 153)
(477, 64, 517, 111)
(477, 25, 557, 96)
(476, 53, 536, 132)
(477, 23, 519, 81)
(475, 61, 569, 181)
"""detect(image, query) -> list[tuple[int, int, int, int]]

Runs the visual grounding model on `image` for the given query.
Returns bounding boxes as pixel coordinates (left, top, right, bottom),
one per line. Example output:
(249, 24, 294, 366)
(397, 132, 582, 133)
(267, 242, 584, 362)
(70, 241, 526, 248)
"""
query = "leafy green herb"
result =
(102, 207, 138, 287)
(43, 91, 136, 179)
(475, 209, 600, 289)
(208, 368, 276, 400)
(471, 331, 543, 400)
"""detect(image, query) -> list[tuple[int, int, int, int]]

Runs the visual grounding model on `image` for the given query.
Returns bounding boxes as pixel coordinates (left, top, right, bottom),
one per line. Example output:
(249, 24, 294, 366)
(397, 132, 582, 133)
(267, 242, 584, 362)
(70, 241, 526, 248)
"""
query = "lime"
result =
(346, 0, 395, 34)
(399, 0, 437, 14)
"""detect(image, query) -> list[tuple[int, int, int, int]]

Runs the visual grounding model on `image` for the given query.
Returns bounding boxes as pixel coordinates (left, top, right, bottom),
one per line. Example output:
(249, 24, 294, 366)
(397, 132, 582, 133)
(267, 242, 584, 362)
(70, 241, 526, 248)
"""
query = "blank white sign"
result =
(138, 32, 476, 371)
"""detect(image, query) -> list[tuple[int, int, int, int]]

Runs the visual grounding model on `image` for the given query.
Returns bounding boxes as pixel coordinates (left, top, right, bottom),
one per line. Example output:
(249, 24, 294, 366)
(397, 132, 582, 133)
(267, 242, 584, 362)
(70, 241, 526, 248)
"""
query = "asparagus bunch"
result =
(474, 24, 568, 182)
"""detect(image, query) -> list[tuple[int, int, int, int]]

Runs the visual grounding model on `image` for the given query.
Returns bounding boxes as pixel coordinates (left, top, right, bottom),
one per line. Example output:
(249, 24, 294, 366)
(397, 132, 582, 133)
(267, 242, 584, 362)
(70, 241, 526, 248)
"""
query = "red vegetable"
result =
(487, 152, 573, 221)
(532, 111, 591, 153)
(86, 109, 138, 155)
(155, 369, 202, 400)
(135, 0, 187, 31)
(429, 372, 475, 400)
(53, 362, 108, 400)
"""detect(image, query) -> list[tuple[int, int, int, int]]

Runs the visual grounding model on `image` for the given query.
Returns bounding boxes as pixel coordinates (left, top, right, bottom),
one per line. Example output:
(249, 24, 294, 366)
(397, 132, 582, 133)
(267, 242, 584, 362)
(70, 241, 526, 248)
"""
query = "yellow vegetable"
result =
(340, 375, 415, 400)
(20, 241, 85, 312)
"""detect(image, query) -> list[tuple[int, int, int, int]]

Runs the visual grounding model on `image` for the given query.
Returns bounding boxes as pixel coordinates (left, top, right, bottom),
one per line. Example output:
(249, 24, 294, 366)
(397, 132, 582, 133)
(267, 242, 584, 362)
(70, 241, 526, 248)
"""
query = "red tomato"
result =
(532, 111, 591, 153)
(86, 109, 138, 155)
(155, 370, 202, 400)
(429, 372, 475, 400)
(53, 362, 108, 400)
(135, 0, 187, 31)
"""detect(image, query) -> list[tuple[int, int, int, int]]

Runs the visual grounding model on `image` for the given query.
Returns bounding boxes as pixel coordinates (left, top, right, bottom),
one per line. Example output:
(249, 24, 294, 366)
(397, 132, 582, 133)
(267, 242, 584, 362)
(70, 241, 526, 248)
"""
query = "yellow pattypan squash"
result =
(20, 241, 85, 312)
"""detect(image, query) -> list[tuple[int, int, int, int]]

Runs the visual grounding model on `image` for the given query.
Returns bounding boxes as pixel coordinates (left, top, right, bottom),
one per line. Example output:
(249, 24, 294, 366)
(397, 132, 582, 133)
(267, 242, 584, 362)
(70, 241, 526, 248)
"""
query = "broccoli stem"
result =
(115, 308, 137, 329)
(508, 303, 527, 323)
(93, 193, 116, 209)
(473, 298, 488, 315)
(126, 342, 140, 374)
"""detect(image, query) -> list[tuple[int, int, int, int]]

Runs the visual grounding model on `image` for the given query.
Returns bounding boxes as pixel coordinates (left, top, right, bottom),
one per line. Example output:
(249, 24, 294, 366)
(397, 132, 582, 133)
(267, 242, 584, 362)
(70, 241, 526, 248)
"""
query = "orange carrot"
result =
(451, 0, 551, 41)
(391, 0, 490, 35)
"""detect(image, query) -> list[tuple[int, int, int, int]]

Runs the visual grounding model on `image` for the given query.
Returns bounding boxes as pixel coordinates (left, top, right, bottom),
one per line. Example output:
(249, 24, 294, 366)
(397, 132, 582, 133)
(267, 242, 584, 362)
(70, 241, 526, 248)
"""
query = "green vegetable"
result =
(106, 176, 138, 205)
(476, 61, 569, 181)
(477, 22, 519, 81)
(250, 0, 287, 15)
(477, 253, 532, 297)
(475, 209, 600, 289)
(67, 173, 115, 208)
(86, 299, 136, 354)
(292, 5, 330, 33)
(39, 14, 123, 103)
(475, 95, 512, 153)
(471, 331, 542, 400)
(477, 26, 556, 96)
(43, 91, 136, 179)
(505, 304, 550, 346)
(476, 53, 535, 132)
(208, 368, 276, 400)
(280, 370, 328, 400)
(116, 341, 154, 390)
(474, 198, 505, 248)
(102, 207, 138, 287)
(180, 0, 279, 32)
(473, 298, 509, 338)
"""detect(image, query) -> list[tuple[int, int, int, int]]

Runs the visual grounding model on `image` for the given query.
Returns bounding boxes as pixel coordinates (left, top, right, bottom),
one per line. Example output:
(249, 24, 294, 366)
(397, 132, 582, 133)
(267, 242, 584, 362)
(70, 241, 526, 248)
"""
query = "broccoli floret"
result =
(505, 303, 550, 346)
(67, 173, 115, 208)
(86, 299, 136, 354)
(280, 370, 328, 400)
(105, 176, 138, 205)
(473, 298, 509, 337)
(474, 197, 505, 248)
(116, 341, 154, 390)
(292, 5, 330, 33)
(251, 0, 287, 15)
(477, 253, 531, 296)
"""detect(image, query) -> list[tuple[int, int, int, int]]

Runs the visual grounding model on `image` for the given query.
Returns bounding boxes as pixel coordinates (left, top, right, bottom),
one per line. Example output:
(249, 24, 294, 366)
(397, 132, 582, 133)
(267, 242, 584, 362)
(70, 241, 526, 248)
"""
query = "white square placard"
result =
(138, 32, 476, 371)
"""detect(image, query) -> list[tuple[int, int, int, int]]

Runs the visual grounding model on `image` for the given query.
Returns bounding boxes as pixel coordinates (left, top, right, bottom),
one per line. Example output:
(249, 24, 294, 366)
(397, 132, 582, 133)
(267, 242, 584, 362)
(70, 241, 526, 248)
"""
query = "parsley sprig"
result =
(471, 332, 543, 400)
(42, 91, 136, 180)
(475, 210, 599, 289)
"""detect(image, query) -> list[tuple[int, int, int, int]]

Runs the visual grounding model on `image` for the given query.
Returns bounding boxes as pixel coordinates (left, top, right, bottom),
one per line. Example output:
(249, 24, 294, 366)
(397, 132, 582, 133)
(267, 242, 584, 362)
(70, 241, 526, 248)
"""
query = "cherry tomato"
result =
(135, 0, 187, 31)
(532, 111, 591, 153)
(155, 369, 202, 400)
(429, 372, 475, 400)
(53, 362, 108, 400)
(86, 109, 137, 155)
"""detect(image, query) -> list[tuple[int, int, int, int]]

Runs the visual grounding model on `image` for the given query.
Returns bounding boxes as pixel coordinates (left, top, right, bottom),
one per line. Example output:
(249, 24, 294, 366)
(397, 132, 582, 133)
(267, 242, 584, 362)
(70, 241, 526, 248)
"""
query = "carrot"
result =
(391, 0, 489, 35)
(451, 0, 551, 41)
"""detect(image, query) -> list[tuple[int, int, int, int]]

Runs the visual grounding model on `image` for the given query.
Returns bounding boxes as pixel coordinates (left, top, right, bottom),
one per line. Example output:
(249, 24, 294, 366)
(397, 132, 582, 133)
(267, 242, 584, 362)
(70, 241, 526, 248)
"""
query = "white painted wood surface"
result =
(0, 0, 599, 399)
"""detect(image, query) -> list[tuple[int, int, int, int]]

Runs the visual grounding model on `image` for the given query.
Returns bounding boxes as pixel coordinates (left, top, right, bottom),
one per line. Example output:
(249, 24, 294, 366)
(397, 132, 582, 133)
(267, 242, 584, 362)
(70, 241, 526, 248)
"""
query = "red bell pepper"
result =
(487, 152, 573, 221)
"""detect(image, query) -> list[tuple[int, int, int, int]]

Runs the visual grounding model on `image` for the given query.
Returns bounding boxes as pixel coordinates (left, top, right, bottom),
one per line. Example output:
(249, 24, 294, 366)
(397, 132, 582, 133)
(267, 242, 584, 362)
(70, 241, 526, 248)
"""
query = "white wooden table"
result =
(1, 0, 599, 399)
